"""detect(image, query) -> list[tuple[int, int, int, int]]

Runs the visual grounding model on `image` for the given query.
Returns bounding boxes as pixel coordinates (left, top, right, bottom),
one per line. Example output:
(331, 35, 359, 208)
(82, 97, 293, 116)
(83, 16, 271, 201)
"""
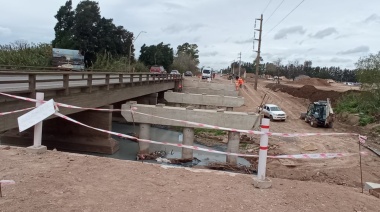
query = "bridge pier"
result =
(182, 127, 194, 159)
(226, 131, 240, 165)
(138, 123, 151, 154)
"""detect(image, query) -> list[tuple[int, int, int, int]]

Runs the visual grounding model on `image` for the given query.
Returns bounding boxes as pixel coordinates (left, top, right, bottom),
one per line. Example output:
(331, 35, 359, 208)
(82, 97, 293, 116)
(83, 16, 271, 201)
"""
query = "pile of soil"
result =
(265, 83, 357, 105)
(291, 77, 331, 87)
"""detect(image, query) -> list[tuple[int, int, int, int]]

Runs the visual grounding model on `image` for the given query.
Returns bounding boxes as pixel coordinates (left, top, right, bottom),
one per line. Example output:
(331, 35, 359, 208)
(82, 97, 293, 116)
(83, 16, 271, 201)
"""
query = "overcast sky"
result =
(0, 0, 379, 70)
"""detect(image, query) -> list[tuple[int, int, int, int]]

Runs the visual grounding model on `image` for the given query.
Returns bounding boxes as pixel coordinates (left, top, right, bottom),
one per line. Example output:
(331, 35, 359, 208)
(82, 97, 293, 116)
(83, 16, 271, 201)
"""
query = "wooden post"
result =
(63, 74, 69, 95)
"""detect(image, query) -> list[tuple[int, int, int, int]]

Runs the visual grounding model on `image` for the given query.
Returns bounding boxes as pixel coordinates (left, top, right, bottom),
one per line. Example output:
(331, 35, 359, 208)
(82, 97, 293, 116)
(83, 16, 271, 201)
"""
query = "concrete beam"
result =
(181, 87, 238, 97)
(122, 103, 259, 130)
(183, 80, 235, 91)
(164, 91, 244, 107)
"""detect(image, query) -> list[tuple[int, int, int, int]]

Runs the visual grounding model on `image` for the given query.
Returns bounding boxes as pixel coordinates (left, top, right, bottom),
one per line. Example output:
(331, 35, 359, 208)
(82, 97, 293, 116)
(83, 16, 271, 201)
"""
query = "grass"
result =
(194, 128, 226, 136)
(336, 93, 378, 126)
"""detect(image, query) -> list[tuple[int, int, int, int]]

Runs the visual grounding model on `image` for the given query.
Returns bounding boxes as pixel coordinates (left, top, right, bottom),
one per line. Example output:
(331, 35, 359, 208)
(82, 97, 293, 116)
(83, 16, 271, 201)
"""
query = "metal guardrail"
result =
(0, 71, 182, 96)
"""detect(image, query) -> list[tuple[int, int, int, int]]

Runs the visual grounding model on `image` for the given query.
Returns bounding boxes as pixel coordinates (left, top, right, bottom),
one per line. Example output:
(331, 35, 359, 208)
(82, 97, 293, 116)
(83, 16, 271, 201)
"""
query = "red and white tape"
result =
(54, 112, 358, 159)
(0, 92, 363, 138)
(0, 107, 34, 116)
(0, 180, 15, 185)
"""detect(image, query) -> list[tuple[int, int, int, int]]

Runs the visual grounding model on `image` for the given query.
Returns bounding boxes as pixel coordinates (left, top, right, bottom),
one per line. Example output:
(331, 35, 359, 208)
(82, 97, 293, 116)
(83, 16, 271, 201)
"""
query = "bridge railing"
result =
(0, 71, 182, 96)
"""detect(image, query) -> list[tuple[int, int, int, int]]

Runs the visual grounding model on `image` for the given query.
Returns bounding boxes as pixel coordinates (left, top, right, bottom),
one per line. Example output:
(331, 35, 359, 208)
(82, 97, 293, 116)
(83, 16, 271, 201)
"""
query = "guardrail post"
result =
(139, 74, 143, 85)
(28, 74, 36, 97)
(119, 74, 123, 87)
(146, 74, 149, 84)
(87, 74, 93, 93)
(105, 74, 110, 90)
(130, 74, 134, 86)
(63, 74, 69, 95)
(253, 118, 272, 189)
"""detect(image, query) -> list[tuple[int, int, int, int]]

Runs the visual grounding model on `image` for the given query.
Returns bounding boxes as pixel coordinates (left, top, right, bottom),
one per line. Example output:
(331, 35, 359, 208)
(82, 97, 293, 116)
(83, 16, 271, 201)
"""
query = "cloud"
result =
(163, 2, 185, 10)
(0, 26, 12, 36)
(337, 45, 369, 55)
(235, 37, 253, 44)
(330, 57, 352, 63)
(202, 51, 218, 57)
(363, 14, 380, 23)
(274, 26, 306, 40)
(161, 23, 204, 34)
(310, 27, 337, 39)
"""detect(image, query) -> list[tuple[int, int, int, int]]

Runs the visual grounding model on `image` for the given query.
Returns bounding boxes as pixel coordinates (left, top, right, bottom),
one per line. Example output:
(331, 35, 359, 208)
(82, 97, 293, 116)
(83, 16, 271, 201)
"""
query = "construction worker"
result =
(235, 76, 240, 91)
(238, 77, 244, 89)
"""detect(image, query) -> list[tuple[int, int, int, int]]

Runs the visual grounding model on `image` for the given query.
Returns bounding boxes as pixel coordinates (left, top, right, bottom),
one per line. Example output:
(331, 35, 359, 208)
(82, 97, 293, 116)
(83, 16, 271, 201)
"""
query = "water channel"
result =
(0, 122, 251, 168)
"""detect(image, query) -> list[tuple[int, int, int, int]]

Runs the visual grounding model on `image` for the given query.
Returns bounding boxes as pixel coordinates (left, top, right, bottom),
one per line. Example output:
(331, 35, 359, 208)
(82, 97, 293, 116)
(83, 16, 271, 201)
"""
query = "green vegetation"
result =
(194, 128, 226, 136)
(0, 41, 52, 67)
(336, 51, 380, 126)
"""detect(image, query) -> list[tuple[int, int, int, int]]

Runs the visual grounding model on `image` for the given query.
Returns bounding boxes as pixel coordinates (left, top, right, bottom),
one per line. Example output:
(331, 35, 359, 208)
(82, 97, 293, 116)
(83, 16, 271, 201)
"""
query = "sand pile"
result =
(293, 77, 331, 86)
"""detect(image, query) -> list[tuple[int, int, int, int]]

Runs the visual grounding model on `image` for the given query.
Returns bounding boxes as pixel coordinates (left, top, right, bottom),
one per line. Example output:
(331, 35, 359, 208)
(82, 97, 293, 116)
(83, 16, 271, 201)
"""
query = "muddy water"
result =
(99, 122, 250, 167)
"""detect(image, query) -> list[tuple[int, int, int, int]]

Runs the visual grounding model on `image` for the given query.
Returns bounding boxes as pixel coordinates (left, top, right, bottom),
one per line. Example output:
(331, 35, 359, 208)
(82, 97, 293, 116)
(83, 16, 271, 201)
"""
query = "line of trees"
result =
(224, 59, 357, 82)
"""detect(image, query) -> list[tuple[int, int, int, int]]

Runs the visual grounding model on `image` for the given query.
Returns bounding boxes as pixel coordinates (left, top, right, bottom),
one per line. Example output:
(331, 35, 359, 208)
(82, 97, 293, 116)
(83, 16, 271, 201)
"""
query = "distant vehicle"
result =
(150, 65, 165, 74)
(259, 104, 287, 121)
(170, 70, 180, 75)
(201, 67, 212, 79)
(184, 71, 193, 77)
(300, 98, 335, 128)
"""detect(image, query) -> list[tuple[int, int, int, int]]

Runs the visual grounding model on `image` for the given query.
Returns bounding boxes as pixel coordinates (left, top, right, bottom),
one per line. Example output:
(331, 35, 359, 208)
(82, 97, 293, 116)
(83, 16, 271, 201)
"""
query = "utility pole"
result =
(254, 14, 263, 91)
(238, 52, 242, 78)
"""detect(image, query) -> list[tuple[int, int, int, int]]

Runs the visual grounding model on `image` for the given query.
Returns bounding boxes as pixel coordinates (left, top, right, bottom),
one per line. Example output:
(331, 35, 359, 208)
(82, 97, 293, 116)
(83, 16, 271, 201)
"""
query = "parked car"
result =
(184, 71, 193, 77)
(259, 104, 287, 121)
(170, 70, 180, 75)
(150, 65, 165, 74)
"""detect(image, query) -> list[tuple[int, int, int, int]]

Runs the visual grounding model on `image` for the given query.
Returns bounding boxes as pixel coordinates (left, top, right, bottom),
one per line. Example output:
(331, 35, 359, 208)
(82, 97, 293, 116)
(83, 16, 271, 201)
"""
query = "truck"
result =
(300, 98, 335, 128)
(201, 67, 212, 79)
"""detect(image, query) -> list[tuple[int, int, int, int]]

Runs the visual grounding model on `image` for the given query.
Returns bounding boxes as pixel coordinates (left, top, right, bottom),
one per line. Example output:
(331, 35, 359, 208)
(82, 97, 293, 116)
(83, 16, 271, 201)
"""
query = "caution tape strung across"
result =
(0, 107, 34, 116)
(0, 92, 361, 138)
(54, 112, 358, 159)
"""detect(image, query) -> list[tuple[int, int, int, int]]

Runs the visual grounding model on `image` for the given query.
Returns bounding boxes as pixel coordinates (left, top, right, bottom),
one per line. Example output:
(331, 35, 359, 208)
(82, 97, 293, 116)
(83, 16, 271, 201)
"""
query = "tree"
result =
(273, 58, 282, 84)
(52, 0, 75, 48)
(139, 42, 174, 70)
(171, 52, 198, 73)
(177, 43, 199, 64)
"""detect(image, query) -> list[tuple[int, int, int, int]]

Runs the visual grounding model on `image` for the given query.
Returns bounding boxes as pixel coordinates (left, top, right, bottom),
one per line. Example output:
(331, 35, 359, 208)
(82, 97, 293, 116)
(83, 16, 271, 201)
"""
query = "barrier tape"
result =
(0, 180, 15, 185)
(0, 107, 34, 116)
(54, 112, 359, 159)
(0, 92, 364, 139)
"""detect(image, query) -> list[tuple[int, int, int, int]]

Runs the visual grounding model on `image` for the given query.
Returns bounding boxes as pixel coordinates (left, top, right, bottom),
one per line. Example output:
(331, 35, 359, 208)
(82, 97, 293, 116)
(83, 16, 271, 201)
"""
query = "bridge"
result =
(0, 70, 182, 153)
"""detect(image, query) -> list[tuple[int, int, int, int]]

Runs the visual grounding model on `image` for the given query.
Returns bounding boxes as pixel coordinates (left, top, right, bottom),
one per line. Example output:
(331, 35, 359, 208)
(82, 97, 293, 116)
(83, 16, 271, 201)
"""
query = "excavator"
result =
(300, 98, 335, 128)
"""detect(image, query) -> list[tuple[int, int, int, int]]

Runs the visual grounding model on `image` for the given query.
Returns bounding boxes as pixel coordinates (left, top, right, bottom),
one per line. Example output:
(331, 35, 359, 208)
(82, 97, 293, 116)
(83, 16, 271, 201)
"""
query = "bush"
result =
(0, 41, 52, 67)
(194, 128, 226, 136)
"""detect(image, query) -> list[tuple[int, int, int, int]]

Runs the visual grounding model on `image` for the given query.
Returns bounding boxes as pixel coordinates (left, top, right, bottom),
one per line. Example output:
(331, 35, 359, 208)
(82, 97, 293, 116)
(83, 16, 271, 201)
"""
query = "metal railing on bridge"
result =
(0, 70, 182, 97)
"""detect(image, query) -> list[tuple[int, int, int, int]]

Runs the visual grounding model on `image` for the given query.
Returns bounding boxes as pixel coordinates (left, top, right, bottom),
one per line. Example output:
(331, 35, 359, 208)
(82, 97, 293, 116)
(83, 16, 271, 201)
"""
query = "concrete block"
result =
(252, 176, 272, 189)
(122, 102, 260, 129)
(26, 145, 47, 154)
(182, 87, 238, 97)
(164, 92, 244, 107)
(183, 80, 235, 91)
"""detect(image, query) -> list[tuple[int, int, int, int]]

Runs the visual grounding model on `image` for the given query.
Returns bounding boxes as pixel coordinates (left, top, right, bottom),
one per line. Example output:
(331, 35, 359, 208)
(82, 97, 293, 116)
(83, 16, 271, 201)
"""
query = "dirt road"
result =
(1, 147, 379, 212)
(233, 77, 380, 187)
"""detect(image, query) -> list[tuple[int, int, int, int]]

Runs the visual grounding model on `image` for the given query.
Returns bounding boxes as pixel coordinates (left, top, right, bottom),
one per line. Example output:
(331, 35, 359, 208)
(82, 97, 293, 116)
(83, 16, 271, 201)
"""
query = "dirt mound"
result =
(265, 83, 357, 105)
(292, 77, 331, 87)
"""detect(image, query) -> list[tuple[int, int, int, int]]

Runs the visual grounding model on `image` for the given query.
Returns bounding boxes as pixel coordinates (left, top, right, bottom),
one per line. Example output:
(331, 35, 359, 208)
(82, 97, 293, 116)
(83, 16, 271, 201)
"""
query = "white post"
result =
(257, 118, 270, 180)
(33, 92, 44, 147)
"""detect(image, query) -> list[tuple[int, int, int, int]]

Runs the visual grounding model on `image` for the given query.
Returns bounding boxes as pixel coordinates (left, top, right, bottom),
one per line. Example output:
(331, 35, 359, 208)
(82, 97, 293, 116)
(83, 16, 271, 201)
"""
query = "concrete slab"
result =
(252, 176, 272, 189)
(183, 80, 235, 91)
(26, 145, 47, 154)
(182, 87, 238, 97)
(122, 102, 260, 129)
(364, 182, 380, 190)
(164, 91, 244, 107)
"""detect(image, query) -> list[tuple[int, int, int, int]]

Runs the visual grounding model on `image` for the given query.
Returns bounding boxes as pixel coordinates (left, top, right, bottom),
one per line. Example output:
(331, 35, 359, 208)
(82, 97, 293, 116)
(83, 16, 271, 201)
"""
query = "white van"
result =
(201, 67, 212, 79)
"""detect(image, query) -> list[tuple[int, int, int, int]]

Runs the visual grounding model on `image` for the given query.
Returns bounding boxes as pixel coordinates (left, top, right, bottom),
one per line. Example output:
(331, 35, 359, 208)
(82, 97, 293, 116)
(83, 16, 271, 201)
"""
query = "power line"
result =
(264, 0, 285, 24)
(262, 0, 272, 14)
(265, 0, 306, 37)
